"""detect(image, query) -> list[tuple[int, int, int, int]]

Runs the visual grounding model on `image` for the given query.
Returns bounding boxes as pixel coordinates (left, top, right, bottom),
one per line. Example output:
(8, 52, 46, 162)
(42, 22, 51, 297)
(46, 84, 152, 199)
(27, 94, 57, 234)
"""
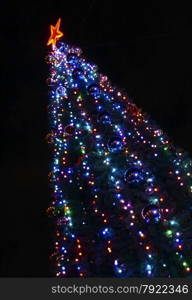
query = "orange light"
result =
(47, 18, 64, 48)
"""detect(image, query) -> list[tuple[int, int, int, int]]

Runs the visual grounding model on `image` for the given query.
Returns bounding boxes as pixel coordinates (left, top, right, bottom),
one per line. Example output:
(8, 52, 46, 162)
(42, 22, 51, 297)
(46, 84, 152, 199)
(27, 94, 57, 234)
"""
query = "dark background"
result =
(0, 1, 192, 276)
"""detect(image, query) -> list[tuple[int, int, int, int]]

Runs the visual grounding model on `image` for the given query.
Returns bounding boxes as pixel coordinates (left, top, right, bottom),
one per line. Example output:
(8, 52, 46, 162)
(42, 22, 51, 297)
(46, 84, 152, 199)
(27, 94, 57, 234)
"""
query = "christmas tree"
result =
(46, 18, 192, 277)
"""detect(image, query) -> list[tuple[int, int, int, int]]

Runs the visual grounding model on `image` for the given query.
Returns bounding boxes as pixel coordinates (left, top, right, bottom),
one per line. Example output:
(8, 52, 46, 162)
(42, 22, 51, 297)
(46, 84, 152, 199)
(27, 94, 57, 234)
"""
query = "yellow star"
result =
(47, 18, 64, 48)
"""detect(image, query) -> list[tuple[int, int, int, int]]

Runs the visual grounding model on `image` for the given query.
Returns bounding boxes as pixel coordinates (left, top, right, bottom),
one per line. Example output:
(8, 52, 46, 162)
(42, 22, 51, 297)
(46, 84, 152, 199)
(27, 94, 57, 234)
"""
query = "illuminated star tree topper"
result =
(47, 18, 64, 48)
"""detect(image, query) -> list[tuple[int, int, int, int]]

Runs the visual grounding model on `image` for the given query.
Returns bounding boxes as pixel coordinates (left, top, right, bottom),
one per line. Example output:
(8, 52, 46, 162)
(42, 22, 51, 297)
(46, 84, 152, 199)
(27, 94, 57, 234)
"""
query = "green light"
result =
(165, 230, 172, 238)
(183, 262, 188, 267)
(149, 197, 159, 204)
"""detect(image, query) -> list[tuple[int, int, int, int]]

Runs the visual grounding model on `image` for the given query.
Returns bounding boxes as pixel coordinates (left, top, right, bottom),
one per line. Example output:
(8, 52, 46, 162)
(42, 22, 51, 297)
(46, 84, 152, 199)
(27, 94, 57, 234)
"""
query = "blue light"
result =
(146, 264, 152, 271)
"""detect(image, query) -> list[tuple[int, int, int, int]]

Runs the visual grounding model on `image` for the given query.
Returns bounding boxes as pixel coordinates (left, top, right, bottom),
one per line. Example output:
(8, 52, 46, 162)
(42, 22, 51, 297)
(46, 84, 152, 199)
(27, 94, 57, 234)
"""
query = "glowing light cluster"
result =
(46, 31, 192, 277)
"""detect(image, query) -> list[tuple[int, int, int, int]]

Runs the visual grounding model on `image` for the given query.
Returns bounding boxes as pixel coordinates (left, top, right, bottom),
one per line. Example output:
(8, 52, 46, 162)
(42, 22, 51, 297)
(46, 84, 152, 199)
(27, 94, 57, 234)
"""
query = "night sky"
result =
(0, 2, 192, 277)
